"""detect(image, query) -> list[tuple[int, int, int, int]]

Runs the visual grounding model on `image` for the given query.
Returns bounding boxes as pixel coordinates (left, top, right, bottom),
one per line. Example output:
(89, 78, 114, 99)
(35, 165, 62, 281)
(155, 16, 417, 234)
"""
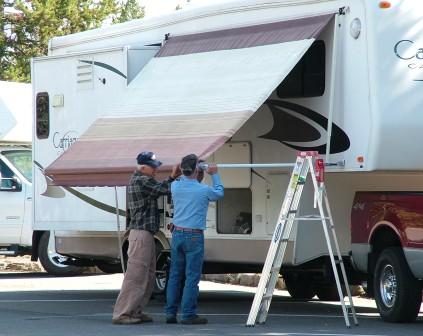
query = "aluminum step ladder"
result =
(246, 151, 358, 328)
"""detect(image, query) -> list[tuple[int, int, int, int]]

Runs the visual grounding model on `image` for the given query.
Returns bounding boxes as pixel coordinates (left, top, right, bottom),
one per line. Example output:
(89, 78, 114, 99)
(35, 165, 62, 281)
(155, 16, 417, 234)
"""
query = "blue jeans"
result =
(165, 230, 204, 319)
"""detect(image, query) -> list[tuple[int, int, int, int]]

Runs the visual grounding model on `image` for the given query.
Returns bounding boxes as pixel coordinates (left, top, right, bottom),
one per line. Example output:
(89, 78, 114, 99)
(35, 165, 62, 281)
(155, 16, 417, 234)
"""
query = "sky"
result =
(139, 0, 229, 17)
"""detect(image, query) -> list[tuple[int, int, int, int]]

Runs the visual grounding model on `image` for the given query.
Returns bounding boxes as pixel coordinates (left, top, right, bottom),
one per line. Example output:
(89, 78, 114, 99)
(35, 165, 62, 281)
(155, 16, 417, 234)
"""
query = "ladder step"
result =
(288, 210, 297, 214)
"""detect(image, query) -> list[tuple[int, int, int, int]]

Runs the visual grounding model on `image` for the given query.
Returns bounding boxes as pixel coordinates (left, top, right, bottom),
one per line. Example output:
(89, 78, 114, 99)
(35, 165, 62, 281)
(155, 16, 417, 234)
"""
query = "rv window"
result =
(36, 92, 50, 139)
(217, 188, 252, 234)
(277, 40, 325, 98)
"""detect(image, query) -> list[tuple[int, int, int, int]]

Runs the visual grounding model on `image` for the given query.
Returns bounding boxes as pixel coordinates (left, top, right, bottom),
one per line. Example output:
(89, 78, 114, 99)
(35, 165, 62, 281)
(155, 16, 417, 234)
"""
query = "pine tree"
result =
(0, 0, 145, 82)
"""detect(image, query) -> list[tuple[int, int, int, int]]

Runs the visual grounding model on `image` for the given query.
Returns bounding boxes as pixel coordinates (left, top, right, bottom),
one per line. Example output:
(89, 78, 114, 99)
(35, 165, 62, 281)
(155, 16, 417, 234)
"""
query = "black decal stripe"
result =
(260, 100, 350, 154)
(80, 60, 127, 79)
(35, 160, 126, 216)
(64, 187, 126, 217)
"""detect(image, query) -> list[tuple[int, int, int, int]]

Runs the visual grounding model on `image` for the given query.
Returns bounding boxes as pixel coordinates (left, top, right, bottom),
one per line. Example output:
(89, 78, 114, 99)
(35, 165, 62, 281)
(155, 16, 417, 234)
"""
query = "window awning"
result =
(45, 13, 334, 187)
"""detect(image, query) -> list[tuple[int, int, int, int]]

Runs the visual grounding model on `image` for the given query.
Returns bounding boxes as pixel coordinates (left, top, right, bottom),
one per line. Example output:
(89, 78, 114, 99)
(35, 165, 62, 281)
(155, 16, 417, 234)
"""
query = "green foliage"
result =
(114, 0, 144, 23)
(0, 0, 145, 82)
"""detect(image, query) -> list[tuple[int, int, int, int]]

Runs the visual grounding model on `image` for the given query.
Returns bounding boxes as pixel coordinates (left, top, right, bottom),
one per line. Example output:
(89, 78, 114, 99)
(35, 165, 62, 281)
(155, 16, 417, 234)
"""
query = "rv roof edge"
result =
(49, 0, 338, 54)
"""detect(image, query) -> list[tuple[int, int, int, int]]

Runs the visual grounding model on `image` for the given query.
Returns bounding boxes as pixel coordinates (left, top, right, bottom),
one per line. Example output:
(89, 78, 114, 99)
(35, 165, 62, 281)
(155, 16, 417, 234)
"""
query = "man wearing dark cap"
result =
(165, 154, 224, 325)
(112, 151, 181, 325)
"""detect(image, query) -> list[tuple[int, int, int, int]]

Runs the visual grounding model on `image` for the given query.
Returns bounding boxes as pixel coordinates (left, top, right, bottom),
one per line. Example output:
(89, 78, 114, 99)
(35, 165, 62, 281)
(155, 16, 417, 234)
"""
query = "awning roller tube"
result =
(204, 163, 295, 169)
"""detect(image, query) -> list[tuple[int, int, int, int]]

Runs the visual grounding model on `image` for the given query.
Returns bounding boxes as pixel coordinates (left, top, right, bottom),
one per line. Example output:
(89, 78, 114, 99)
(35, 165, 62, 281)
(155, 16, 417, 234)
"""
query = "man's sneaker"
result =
(139, 313, 153, 323)
(112, 316, 142, 325)
(181, 315, 208, 325)
(166, 315, 178, 324)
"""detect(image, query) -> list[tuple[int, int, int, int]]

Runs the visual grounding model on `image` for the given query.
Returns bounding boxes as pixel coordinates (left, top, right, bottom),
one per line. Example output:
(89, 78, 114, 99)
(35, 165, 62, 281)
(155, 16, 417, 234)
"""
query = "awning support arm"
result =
(114, 186, 126, 273)
(325, 13, 340, 161)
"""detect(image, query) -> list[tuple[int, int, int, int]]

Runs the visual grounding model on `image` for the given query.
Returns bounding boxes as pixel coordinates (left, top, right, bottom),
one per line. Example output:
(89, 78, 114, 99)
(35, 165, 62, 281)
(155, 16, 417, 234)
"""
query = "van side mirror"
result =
(0, 175, 22, 192)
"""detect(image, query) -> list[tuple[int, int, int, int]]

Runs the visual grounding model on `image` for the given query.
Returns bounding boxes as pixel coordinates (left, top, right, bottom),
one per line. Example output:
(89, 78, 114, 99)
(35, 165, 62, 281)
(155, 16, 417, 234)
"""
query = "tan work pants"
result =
(113, 229, 156, 319)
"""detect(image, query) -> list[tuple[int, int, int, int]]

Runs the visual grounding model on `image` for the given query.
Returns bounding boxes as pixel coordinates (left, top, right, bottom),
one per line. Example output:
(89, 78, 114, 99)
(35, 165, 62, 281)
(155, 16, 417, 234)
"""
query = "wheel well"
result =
(370, 225, 402, 255)
(367, 225, 402, 297)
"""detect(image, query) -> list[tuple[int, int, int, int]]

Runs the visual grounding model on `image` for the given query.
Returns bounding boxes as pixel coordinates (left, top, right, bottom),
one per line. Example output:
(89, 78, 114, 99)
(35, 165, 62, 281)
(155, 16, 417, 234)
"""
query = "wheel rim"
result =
(155, 273, 167, 291)
(47, 233, 71, 268)
(379, 264, 397, 308)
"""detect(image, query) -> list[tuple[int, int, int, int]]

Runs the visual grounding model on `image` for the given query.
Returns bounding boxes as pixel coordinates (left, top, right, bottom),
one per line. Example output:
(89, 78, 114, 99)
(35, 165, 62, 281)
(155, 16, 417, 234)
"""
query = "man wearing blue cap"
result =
(165, 154, 224, 325)
(112, 151, 181, 325)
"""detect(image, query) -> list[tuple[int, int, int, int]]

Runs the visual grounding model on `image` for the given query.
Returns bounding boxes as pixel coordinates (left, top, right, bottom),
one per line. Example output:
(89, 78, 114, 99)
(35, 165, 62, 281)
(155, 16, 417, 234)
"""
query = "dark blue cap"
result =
(136, 151, 162, 168)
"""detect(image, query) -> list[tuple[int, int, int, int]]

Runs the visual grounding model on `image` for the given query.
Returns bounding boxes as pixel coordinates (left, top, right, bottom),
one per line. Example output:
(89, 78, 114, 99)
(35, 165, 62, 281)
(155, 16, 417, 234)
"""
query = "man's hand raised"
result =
(170, 164, 182, 179)
(206, 164, 218, 175)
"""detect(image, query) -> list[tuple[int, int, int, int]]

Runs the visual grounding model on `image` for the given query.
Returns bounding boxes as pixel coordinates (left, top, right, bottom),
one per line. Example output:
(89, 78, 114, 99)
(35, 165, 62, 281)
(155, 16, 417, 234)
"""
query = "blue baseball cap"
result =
(136, 151, 162, 168)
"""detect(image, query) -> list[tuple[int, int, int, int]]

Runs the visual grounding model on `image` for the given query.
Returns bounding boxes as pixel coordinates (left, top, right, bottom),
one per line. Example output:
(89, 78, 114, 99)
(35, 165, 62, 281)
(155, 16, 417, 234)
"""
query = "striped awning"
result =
(45, 14, 333, 186)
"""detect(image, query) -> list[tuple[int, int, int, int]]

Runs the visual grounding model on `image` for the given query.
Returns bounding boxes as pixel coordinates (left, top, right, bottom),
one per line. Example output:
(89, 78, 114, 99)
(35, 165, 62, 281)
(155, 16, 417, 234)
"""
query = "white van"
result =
(0, 81, 81, 275)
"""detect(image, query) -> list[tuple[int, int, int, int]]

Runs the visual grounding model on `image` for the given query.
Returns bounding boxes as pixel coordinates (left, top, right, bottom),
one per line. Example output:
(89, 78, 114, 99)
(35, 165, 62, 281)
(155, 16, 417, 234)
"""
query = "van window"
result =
(217, 189, 252, 234)
(277, 40, 325, 98)
(36, 92, 50, 139)
(2, 150, 32, 182)
(0, 160, 15, 189)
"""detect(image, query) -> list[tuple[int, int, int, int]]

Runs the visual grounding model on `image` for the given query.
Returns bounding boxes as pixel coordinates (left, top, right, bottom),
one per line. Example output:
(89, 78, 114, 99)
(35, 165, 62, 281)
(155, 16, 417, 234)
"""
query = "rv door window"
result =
(217, 188, 252, 234)
(277, 40, 325, 98)
(36, 92, 50, 139)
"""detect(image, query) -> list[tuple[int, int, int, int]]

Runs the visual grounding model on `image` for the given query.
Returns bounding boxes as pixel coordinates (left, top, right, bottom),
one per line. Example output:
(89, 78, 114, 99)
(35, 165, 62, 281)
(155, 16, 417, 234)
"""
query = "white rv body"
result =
(32, 0, 423, 321)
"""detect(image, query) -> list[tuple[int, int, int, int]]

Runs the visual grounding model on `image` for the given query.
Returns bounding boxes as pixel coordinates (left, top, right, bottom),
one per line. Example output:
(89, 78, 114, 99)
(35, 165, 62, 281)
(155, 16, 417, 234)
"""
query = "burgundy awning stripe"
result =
(45, 136, 227, 186)
(156, 14, 333, 57)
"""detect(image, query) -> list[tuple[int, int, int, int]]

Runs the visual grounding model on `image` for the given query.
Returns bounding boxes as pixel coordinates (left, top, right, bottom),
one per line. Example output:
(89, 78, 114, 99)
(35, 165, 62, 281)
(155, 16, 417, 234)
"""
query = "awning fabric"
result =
(45, 14, 333, 187)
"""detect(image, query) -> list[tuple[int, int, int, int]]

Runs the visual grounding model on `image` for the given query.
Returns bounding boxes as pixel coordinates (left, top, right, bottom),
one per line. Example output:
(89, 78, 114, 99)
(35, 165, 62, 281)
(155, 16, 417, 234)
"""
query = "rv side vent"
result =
(76, 60, 94, 90)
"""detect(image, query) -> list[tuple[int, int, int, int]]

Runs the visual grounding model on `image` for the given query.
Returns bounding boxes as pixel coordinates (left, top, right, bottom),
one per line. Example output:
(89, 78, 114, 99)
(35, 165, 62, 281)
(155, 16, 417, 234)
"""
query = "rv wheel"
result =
(38, 231, 85, 276)
(154, 242, 170, 295)
(373, 247, 421, 322)
(283, 274, 316, 300)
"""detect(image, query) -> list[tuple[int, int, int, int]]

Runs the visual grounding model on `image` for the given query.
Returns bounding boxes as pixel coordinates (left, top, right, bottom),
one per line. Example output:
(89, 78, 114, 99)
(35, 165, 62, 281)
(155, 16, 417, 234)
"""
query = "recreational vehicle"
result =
(31, 0, 423, 322)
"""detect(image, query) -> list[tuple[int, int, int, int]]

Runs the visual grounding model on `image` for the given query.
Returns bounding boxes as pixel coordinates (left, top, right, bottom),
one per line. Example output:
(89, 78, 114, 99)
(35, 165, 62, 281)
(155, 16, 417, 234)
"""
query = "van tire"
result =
(38, 232, 84, 277)
(374, 247, 421, 322)
(284, 274, 315, 300)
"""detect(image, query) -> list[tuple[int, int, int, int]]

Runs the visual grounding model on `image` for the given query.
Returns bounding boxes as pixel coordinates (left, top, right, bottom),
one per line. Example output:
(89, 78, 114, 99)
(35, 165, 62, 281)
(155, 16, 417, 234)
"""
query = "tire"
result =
(373, 247, 422, 322)
(315, 284, 342, 301)
(154, 242, 170, 295)
(284, 274, 316, 300)
(38, 231, 85, 276)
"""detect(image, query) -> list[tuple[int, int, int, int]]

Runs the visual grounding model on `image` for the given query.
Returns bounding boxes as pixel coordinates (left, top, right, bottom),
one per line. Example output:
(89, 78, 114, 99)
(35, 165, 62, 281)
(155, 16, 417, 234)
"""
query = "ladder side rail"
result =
(322, 189, 359, 325)
(307, 157, 351, 327)
(246, 156, 307, 326)
(246, 218, 286, 326)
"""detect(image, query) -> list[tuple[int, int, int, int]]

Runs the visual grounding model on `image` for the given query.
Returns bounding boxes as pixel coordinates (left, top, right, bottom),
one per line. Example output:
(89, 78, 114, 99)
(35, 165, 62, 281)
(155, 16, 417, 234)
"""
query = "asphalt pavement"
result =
(0, 272, 422, 336)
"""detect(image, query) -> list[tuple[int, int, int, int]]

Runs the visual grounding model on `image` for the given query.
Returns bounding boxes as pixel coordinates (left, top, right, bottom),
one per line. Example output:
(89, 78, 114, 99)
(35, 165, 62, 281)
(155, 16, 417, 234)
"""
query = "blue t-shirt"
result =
(171, 174, 224, 230)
